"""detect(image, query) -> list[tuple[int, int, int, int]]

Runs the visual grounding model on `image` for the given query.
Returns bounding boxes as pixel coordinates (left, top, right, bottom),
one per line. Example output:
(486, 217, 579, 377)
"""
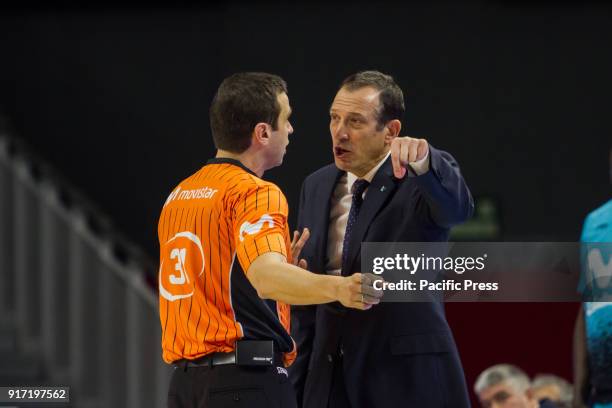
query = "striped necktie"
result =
(341, 179, 369, 276)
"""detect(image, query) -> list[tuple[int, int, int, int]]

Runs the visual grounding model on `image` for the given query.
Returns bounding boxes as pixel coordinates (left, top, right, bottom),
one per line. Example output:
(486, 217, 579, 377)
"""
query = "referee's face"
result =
(266, 92, 294, 168)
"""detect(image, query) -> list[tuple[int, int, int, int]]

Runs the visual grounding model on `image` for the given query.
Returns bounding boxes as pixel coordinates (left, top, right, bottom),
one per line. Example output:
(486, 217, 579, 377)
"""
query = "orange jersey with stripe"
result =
(158, 158, 296, 366)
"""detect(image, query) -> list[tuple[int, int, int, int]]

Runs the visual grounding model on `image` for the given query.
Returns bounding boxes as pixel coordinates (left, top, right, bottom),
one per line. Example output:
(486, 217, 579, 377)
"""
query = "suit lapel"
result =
(311, 166, 344, 274)
(344, 157, 397, 274)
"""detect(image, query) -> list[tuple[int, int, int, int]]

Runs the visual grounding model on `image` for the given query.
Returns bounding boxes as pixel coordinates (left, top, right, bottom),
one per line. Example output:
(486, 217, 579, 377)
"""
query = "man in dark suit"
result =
(289, 71, 474, 408)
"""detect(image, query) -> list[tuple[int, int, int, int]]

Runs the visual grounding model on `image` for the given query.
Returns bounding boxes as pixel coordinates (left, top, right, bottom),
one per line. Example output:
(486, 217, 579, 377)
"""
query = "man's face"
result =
(266, 92, 293, 168)
(330, 86, 391, 177)
(478, 383, 537, 408)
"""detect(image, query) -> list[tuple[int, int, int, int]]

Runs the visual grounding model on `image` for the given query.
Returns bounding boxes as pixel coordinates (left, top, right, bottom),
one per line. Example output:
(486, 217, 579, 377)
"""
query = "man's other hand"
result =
(291, 228, 310, 269)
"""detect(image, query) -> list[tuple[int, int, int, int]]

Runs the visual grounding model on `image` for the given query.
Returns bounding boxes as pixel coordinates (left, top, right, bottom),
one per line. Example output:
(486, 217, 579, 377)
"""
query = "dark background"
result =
(1, 1, 609, 404)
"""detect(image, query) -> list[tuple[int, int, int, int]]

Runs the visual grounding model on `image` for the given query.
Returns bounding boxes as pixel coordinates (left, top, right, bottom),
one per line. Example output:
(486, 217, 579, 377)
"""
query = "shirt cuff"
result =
(408, 148, 430, 175)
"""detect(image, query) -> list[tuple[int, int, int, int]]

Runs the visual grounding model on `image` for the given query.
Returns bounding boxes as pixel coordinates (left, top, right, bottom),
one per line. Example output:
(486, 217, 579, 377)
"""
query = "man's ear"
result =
(525, 388, 537, 403)
(384, 119, 402, 144)
(253, 122, 270, 147)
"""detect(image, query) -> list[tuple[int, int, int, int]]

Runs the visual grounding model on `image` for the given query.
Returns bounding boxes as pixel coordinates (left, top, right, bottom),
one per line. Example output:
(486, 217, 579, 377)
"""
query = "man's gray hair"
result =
(474, 364, 531, 394)
(531, 374, 573, 405)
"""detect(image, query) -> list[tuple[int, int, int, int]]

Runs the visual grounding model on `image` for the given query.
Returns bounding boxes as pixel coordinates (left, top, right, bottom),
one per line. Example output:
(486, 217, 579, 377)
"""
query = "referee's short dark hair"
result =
(340, 70, 405, 130)
(210, 72, 288, 154)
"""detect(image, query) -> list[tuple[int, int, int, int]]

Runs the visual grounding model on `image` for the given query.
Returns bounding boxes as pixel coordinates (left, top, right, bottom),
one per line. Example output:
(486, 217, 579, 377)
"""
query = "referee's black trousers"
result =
(168, 364, 298, 408)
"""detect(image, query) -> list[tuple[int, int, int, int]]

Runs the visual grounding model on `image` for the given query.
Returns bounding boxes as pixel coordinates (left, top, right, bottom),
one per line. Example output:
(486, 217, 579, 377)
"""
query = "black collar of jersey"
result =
(206, 158, 258, 177)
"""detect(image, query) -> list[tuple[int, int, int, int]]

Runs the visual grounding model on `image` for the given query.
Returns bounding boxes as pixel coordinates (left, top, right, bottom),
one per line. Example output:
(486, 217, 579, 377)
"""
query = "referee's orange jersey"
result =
(158, 158, 296, 366)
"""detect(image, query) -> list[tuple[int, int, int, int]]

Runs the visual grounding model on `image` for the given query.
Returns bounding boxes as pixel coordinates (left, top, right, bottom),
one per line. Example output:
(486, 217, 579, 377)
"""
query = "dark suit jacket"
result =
(289, 146, 474, 408)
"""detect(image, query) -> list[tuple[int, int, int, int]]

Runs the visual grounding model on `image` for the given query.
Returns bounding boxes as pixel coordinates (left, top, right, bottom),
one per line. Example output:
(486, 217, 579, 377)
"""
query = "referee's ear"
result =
(253, 122, 271, 147)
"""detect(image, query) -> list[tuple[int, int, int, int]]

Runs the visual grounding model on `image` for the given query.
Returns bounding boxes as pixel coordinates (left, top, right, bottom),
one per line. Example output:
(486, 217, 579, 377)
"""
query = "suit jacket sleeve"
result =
(289, 180, 316, 407)
(410, 145, 474, 228)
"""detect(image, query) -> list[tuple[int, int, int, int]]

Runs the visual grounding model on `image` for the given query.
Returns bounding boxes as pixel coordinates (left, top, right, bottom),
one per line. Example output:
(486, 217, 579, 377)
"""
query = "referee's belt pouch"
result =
(235, 340, 275, 366)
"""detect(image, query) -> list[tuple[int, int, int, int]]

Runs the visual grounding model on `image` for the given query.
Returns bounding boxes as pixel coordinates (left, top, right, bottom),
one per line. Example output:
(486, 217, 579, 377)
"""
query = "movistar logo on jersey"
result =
(164, 186, 218, 206)
(239, 214, 274, 242)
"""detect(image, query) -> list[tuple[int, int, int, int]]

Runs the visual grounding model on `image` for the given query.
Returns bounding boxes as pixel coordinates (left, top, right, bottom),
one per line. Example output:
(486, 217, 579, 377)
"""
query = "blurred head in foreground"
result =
(475, 364, 538, 408)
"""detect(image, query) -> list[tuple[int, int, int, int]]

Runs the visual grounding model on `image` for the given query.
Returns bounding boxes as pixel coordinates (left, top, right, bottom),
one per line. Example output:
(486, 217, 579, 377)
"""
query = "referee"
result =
(157, 73, 381, 408)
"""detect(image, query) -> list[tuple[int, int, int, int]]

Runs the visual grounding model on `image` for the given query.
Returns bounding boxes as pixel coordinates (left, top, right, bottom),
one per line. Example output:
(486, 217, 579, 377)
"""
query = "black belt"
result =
(174, 351, 284, 368)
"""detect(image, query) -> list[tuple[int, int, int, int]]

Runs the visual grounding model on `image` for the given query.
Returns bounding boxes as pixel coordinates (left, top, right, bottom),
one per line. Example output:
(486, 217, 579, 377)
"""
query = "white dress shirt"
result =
(325, 149, 430, 275)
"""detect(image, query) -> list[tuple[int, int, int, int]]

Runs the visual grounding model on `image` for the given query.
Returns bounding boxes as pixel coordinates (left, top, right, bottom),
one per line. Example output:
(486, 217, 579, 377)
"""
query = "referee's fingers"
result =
(360, 273, 384, 299)
(361, 285, 383, 300)
(349, 299, 375, 310)
(362, 294, 381, 305)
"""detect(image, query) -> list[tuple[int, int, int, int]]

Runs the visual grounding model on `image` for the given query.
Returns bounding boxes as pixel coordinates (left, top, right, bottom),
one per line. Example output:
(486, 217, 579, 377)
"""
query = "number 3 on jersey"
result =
(169, 248, 188, 285)
(159, 232, 205, 302)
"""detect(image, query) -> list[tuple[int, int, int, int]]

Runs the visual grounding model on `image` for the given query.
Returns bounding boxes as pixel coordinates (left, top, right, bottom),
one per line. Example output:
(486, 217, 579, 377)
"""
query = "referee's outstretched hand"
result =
(337, 273, 384, 311)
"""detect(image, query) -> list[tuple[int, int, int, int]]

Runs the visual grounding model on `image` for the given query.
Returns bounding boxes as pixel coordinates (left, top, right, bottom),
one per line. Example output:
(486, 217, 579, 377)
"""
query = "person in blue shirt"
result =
(573, 150, 612, 408)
